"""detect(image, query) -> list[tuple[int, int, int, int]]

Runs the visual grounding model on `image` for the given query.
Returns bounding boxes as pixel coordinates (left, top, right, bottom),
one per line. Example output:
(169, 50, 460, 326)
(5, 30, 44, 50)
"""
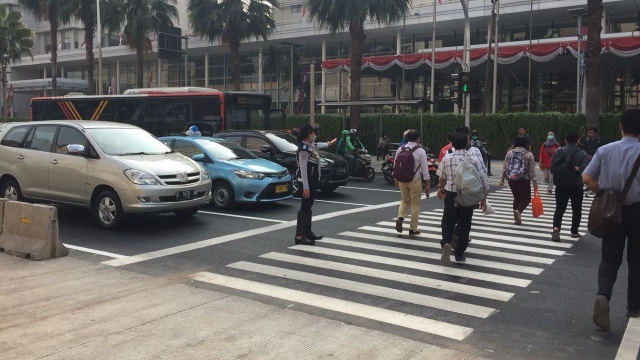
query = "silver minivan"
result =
(0, 121, 212, 229)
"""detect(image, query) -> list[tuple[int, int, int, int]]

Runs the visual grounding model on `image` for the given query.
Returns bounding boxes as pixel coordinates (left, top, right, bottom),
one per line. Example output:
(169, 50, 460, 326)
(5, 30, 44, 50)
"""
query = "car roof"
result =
(218, 129, 287, 135)
(159, 136, 230, 143)
(15, 120, 141, 130)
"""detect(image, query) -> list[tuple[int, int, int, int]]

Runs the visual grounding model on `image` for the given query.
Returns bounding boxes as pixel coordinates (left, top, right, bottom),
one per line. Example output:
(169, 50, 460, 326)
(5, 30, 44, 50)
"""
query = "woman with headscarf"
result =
(294, 124, 324, 245)
(538, 131, 561, 194)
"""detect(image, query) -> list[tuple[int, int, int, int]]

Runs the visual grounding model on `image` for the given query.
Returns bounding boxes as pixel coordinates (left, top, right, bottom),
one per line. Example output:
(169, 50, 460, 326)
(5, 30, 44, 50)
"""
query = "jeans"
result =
(397, 177, 423, 231)
(440, 192, 475, 257)
(597, 203, 640, 312)
(508, 179, 531, 214)
(552, 185, 583, 234)
(343, 153, 356, 175)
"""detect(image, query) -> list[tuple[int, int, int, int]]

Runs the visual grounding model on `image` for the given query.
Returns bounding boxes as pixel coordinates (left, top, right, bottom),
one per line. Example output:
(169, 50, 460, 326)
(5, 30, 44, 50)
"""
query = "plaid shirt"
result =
(436, 147, 489, 192)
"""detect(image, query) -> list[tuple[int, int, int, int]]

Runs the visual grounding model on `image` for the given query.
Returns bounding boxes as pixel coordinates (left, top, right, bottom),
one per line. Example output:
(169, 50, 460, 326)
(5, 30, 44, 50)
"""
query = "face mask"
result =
(311, 134, 317, 142)
(547, 135, 555, 140)
(471, 135, 478, 140)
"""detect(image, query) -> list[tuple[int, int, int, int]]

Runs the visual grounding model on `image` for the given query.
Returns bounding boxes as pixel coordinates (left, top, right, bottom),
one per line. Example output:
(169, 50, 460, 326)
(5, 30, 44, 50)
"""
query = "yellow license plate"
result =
(275, 184, 289, 193)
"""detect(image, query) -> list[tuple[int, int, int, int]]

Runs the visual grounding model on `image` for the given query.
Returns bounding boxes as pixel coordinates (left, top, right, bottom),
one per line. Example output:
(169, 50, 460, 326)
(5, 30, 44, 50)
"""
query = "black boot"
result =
(295, 210, 315, 245)
(305, 210, 323, 241)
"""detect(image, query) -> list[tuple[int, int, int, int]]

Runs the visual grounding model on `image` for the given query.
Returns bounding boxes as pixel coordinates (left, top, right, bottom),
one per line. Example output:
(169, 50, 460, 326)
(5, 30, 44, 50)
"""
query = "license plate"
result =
(176, 190, 196, 200)
(275, 184, 288, 193)
(337, 167, 347, 174)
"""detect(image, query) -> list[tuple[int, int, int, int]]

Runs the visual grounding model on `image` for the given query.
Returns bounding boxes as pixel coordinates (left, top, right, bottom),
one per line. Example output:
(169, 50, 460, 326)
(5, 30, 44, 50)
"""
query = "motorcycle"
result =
(381, 148, 439, 185)
(350, 149, 375, 181)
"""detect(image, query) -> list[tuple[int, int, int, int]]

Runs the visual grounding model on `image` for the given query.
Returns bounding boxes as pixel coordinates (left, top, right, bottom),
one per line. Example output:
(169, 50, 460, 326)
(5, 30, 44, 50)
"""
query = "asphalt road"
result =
(58, 173, 635, 360)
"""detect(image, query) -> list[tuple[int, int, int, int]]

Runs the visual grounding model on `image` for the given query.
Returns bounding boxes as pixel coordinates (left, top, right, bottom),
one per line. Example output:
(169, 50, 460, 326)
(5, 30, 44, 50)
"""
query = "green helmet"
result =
(341, 130, 350, 136)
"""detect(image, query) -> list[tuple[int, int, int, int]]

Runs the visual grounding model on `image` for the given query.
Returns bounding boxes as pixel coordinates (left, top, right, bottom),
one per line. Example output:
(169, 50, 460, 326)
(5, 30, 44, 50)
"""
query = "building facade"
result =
(3, 0, 640, 117)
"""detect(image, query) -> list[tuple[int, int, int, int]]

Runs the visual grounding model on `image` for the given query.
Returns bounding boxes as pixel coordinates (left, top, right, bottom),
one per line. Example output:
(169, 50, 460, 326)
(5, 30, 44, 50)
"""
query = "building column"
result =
(321, 38, 326, 114)
(536, 73, 544, 112)
(204, 51, 209, 88)
(116, 60, 120, 94)
(157, 58, 161, 87)
(396, 30, 402, 114)
(258, 45, 263, 93)
(601, 7, 607, 34)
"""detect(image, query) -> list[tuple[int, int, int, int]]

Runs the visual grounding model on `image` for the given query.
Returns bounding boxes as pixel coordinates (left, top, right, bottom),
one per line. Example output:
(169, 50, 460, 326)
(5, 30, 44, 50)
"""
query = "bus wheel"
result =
(212, 181, 235, 209)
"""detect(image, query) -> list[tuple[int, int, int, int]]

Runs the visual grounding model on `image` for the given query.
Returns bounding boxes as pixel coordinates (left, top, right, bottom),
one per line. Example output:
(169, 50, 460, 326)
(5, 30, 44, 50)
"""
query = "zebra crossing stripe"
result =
(320, 237, 544, 275)
(376, 222, 573, 249)
(419, 213, 579, 235)
(228, 261, 498, 318)
(188, 271, 474, 340)
(357, 226, 566, 256)
(290, 245, 532, 287)
(339, 231, 555, 264)
(615, 317, 640, 360)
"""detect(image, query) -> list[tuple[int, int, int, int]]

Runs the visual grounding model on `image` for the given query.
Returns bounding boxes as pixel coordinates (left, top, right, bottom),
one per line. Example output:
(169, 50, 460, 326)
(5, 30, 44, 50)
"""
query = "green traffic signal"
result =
(461, 83, 469, 93)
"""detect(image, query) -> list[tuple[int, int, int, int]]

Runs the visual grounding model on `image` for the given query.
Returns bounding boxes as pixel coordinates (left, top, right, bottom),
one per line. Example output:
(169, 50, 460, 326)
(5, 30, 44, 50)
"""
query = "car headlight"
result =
(320, 159, 330, 168)
(200, 166, 210, 181)
(232, 169, 265, 180)
(124, 169, 160, 185)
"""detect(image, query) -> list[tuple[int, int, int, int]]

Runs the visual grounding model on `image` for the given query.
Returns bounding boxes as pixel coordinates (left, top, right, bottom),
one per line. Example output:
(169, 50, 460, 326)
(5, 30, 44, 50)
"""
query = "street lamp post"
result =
(568, 7, 586, 114)
(2, 54, 7, 123)
(97, 0, 103, 95)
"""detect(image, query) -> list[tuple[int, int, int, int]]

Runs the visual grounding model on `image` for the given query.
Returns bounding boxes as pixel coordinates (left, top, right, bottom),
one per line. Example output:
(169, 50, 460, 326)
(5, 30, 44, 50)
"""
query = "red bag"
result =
(532, 189, 544, 218)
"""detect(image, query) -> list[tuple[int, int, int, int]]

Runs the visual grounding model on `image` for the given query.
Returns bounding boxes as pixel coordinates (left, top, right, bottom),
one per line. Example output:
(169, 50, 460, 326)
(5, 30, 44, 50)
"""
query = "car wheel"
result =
(212, 181, 235, 209)
(174, 208, 200, 218)
(364, 167, 376, 182)
(430, 171, 440, 187)
(1, 179, 24, 201)
(93, 190, 126, 230)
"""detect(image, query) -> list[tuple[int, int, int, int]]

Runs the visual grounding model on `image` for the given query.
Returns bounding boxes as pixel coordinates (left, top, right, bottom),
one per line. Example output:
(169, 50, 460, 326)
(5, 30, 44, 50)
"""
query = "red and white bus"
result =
(30, 87, 283, 137)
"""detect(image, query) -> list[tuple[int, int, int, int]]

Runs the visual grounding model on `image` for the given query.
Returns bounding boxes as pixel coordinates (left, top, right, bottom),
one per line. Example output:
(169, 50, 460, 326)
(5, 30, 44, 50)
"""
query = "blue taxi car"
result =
(159, 136, 292, 209)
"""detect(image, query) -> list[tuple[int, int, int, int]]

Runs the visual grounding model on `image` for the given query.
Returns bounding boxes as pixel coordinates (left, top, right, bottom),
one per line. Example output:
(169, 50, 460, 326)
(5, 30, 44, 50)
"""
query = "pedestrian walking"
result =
(578, 127, 603, 162)
(436, 131, 489, 265)
(549, 132, 588, 241)
(582, 109, 640, 330)
(377, 133, 390, 161)
(469, 129, 489, 168)
(500, 135, 538, 225)
(394, 129, 431, 236)
(294, 124, 324, 246)
(539, 131, 561, 194)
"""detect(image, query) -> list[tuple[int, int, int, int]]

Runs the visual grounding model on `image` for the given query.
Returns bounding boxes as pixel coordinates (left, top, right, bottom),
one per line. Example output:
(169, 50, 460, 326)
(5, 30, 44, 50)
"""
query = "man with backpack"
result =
(499, 135, 538, 225)
(550, 132, 589, 241)
(436, 130, 489, 265)
(394, 129, 430, 236)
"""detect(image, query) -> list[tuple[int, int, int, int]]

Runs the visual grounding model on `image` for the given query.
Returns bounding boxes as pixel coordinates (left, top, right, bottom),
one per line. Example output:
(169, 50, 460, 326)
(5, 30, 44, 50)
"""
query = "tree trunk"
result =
(349, 17, 366, 132)
(229, 36, 241, 91)
(136, 48, 144, 88)
(585, 0, 603, 128)
(85, 34, 95, 95)
(49, 4, 58, 96)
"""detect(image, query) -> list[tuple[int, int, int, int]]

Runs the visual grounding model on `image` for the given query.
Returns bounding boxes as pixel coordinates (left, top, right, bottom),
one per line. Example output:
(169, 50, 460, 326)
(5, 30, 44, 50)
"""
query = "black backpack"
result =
(551, 148, 581, 186)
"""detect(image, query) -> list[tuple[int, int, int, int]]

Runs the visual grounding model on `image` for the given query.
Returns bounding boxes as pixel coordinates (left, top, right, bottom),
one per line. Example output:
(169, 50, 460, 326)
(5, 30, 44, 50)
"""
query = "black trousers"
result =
(552, 185, 583, 234)
(440, 192, 475, 257)
(597, 203, 640, 312)
(299, 178, 318, 211)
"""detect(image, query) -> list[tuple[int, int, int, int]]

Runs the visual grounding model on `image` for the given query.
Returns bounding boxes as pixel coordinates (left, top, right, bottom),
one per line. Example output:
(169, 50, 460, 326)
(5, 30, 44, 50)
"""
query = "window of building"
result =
(291, 5, 302, 13)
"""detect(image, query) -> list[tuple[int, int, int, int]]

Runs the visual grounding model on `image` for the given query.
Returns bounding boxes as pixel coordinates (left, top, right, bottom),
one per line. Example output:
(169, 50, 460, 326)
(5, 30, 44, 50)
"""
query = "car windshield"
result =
(267, 133, 299, 152)
(86, 128, 173, 155)
(196, 139, 257, 161)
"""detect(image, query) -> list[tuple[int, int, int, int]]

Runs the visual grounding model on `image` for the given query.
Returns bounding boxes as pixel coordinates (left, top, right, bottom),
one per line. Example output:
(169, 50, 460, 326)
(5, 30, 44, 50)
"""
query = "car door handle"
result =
(50, 159, 58, 165)
(16, 154, 24, 160)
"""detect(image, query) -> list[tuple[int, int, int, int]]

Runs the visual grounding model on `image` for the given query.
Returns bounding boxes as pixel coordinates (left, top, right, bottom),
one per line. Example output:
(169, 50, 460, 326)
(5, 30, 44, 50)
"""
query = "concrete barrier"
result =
(0, 200, 68, 260)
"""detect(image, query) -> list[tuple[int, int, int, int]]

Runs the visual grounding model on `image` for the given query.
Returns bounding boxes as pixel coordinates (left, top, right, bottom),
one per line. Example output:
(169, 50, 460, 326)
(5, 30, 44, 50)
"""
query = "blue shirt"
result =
(583, 136, 640, 205)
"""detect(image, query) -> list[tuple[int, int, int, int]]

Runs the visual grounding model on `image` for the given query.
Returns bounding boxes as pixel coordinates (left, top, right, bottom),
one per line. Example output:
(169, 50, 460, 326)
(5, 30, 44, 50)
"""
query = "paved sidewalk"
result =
(0, 255, 491, 360)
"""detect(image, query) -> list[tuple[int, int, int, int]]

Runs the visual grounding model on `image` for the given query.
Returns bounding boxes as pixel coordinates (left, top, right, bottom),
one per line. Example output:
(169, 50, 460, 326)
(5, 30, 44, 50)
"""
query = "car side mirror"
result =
(67, 144, 86, 155)
(260, 145, 275, 156)
(192, 153, 207, 162)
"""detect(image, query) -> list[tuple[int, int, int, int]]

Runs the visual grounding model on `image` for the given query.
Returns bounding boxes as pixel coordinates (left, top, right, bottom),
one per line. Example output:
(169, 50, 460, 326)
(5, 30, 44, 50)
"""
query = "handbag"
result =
(531, 189, 544, 218)
(588, 155, 640, 238)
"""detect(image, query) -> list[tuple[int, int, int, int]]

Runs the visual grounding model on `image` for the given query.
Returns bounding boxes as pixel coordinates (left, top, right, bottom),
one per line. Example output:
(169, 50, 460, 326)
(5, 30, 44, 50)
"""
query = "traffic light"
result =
(460, 71, 470, 94)
(450, 73, 463, 108)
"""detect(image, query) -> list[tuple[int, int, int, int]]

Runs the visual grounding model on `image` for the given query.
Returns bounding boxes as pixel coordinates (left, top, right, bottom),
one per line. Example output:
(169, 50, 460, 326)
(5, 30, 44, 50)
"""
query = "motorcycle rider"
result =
(336, 130, 356, 175)
(347, 129, 367, 175)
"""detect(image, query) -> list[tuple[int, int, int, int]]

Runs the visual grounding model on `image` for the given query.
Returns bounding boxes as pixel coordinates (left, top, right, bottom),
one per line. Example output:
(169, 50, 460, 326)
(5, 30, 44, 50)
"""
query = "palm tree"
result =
(59, 0, 97, 94)
(0, 4, 35, 63)
(585, 0, 603, 128)
(188, 0, 279, 91)
(307, 0, 410, 130)
(19, 0, 64, 95)
(101, 0, 178, 88)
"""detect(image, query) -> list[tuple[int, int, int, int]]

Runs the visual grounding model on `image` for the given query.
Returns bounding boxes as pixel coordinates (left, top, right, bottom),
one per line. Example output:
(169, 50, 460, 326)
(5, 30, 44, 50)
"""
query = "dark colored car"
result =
(214, 130, 349, 193)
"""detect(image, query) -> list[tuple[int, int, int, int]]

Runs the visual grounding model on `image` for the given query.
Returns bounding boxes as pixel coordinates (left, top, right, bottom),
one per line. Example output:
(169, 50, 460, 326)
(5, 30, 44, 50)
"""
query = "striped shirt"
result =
(436, 147, 489, 192)
(583, 136, 640, 205)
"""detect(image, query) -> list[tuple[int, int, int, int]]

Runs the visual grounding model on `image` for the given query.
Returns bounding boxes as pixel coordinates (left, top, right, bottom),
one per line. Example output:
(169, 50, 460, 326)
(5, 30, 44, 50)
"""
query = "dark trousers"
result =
(376, 146, 388, 160)
(552, 185, 583, 234)
(299, 178, 318, 211)
(597, 203, 640, 312)
(441, 192, 475, 257)
(508, 179, 531, 213)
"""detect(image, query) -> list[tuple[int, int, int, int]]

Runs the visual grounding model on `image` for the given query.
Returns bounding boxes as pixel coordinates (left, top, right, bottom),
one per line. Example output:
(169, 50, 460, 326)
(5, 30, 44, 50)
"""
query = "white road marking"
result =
(260, 252, 514, 301)
(341, 185, 401, 193)
(198, 210, 288, 223)
(64, 244, 125, 259)
(339, 231, 555, 264)
(615, 317, 640, 360)
(188, 271, 474, 340)
(420, 213, 579, 233)
(314, 199, 373, 206)
(228, 261, 497, 318)
(357, 226, 566, 256)
(291, 245, 532, 287)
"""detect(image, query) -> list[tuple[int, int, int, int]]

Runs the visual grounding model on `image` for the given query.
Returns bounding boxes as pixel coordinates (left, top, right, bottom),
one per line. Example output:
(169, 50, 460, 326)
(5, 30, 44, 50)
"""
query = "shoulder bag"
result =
(588, 155, 640, 238)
